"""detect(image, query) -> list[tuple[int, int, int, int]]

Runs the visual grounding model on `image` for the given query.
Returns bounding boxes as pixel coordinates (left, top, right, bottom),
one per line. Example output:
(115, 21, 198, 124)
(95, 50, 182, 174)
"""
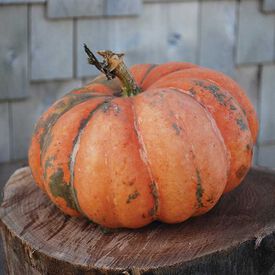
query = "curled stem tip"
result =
(84, 44, 141, 97)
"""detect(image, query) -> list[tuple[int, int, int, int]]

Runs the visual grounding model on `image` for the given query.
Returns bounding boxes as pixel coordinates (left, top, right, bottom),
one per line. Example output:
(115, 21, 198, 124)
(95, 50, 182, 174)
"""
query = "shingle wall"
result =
(0, 0, 274, 168)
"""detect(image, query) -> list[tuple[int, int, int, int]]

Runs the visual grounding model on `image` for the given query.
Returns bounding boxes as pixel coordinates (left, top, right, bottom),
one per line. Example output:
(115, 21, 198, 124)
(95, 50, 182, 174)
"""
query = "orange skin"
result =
(140, 62, 198, 89)
(149, 68, 258, 143)
(150, 78, 253, 193)
(28, 89, 90, 192)
(29, 62, 258, 229)
(74, 98, 156, 228)
(42, 97, 109, 216)
(133, 89, 228, 221)
(29, 87, 112, 191)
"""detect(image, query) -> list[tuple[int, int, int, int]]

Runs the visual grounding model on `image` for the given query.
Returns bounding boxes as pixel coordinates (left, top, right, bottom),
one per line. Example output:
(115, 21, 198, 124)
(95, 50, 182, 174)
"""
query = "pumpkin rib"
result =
(165, 91, 205, 213)
(133, 88, 228, 222)
(104, 98, 156, 228)
(69, 98, 114, 217)
(73, 99, 123, 228)
(131, 99, 160, 220)
(40, 93, 111, 162)
(34, 91, 105, 156)
(29, 92, 108, 192)
(41, 97, 113, 216)
(152, 78, 253, 192)
(133, 89, 196, 223)
(73, 98, 155, 228)
(84, 78, 120, 95)
(164, 88, 229, 216)
(140, 62, 198, 90)
(36, 92, 97, 154)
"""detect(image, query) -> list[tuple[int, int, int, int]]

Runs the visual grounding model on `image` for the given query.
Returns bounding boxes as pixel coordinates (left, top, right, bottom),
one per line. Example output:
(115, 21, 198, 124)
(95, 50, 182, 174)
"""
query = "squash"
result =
(28, 46, 258, 228)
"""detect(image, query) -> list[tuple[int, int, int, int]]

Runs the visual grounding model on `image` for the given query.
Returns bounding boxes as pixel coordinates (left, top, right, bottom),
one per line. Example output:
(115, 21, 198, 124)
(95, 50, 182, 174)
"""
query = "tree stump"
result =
(1, 167, 275, 275)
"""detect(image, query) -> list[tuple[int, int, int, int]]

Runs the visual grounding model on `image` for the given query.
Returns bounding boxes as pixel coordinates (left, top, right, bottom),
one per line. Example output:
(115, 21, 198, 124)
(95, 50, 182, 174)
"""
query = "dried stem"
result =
(84, 44, 141, 97)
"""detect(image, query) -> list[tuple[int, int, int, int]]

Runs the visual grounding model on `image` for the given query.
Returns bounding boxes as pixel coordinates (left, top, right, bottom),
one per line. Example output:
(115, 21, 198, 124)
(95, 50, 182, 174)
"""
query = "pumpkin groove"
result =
(129, 64, 155, 86)
(139, 64, 158, 86)
(131, 100, 160, 219)
(28, 48, 258, 228)
(148, 181, 159, 218)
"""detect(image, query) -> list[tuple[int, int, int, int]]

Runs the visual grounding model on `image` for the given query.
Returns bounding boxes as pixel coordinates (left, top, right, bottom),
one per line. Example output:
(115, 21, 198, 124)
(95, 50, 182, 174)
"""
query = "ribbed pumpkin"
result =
(29, 47, 258, 229)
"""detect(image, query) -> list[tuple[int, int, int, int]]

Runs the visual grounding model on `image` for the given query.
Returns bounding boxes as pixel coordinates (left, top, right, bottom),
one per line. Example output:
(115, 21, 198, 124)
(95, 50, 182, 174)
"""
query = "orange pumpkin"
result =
(29, 48, 258, 229)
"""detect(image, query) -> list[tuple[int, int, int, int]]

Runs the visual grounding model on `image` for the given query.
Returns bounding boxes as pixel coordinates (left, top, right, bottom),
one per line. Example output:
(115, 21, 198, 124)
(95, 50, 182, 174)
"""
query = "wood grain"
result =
(1, 167, 275, 274)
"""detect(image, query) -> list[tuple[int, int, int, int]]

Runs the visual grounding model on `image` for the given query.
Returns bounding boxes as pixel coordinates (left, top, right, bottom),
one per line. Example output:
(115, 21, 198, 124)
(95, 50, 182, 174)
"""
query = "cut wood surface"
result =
(1, 167, 275, 274)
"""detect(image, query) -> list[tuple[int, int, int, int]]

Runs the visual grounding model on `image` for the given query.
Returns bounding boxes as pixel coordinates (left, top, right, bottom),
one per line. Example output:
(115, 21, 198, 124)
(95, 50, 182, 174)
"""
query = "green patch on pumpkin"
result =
(172, 123, 182, 135)
(196, 169, 204, 208)
(101, 101, 112, 113)
(194, 81, 227, 104)
(38, 93, 102, 155)
(126, 190, 140, 204)
(236, 118, 248, 131)
(43, 155, 56, 180)
(149, 182, 159, 217)
(49, 168, 78, 211)
(230, 104, 237, 111)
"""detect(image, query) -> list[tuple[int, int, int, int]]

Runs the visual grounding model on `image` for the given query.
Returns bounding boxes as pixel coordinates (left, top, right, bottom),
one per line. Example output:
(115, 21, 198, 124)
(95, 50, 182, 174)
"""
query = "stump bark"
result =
(1, 167, 275, 275)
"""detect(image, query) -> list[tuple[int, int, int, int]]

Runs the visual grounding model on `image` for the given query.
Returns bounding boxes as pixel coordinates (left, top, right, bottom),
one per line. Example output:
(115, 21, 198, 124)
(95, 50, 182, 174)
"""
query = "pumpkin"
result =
(28, 46, 258, 229)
